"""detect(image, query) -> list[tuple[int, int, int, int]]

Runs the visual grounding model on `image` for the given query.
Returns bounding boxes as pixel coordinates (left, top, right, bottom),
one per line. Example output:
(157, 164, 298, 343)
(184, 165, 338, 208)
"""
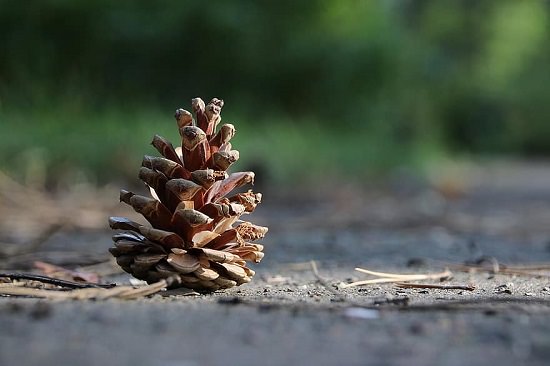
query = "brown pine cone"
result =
(108, 98, 267, 291)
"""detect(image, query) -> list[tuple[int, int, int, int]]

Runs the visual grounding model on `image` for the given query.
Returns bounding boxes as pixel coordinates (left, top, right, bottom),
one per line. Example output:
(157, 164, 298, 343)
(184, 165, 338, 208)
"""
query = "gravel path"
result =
(1, 161, 550, 366)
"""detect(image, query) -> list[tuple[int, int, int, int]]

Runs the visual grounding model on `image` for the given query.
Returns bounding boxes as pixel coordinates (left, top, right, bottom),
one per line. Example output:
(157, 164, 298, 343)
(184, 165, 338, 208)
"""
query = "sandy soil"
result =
(1, 161, 550, 366)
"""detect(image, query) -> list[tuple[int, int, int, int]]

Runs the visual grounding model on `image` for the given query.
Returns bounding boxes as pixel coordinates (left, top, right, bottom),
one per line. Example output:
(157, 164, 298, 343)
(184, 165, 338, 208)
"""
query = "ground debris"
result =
(395, 282, 475, 291)
(373, 296, 410, 307)
(0, 272, 176, 300)
(217, 296, 245, 305)
(0, 272, 112, 289)
(341, 267, 452, 288)
(263, 274, 291, 285)
(34, 261, 100, 283)
(449, 260, 550, 278)
(494, 283, 514, 295)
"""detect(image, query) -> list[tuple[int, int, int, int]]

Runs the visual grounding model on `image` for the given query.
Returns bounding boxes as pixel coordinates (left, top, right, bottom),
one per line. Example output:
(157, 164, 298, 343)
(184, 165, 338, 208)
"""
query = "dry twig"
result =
(34, 261, 101, 283)
(0, 280, 168, 300)
(450, 262, 550, 278)
(0, 274, 179, 300)
(0, 273, 113, 289)
(395, 282, 475, 291)
(416, 257, 550, 278)
(310, 261, 345, 300)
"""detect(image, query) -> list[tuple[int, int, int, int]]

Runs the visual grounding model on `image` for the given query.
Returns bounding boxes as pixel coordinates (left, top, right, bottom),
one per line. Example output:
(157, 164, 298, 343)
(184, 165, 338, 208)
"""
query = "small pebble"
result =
(494, 283, 514, 294)
(343, 307, 379, 320)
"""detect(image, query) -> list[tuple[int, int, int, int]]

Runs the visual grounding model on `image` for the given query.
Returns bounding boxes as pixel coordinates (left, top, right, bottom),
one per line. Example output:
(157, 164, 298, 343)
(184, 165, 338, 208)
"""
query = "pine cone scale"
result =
(151, 135, 183, 165)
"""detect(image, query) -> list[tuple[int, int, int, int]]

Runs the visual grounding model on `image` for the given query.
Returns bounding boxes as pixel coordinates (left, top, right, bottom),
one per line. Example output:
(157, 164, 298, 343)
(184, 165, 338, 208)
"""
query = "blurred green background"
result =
(1, 0, 549, 189)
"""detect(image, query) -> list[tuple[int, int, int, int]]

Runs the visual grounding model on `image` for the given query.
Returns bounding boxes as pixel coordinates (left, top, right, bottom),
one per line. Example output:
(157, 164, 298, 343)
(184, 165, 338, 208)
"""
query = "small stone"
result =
(494, 283, 514, 295)
(343, 307, 379, 320)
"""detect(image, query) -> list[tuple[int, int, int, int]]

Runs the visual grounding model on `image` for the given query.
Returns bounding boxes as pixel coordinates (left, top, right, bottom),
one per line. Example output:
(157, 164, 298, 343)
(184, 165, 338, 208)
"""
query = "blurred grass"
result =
(0, 101, 445, 189)
(1, 0, 549, 189)
(1, 105, 169, 188)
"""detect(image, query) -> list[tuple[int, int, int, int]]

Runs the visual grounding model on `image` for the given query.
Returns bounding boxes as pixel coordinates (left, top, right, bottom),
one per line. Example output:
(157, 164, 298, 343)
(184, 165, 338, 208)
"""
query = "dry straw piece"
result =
(341, 267, 453, 288)
(0, 280, 168, 300)
(109, 98, 268, 291)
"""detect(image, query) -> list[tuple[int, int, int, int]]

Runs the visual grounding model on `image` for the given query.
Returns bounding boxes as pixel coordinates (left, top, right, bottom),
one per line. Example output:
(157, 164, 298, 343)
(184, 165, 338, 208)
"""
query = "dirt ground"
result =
(1, 161, 550, 366)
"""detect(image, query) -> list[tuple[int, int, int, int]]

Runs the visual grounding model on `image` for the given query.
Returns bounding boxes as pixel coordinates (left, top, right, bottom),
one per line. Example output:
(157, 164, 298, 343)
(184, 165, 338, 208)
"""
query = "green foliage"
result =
(1, 0, 549, 185)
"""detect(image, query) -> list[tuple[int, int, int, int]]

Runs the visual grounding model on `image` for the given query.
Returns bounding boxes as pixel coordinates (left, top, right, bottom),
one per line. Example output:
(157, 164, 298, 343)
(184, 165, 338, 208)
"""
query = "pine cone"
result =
(108, 98, 267, 291)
